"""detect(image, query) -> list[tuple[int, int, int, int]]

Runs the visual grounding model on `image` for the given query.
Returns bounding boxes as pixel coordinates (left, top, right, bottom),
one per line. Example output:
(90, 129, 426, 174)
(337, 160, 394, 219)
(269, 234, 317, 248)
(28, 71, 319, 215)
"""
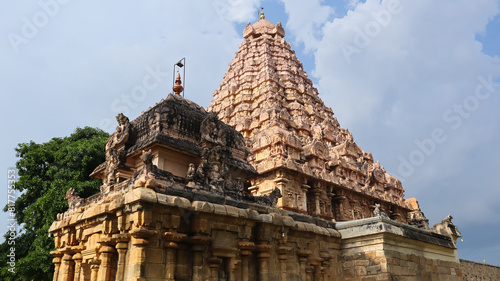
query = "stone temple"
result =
(49, 15, 498, 281)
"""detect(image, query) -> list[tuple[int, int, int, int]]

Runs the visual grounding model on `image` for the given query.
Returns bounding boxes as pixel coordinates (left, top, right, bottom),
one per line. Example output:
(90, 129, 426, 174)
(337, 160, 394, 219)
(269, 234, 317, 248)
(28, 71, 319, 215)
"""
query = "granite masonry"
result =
(49, 15, 479, 281)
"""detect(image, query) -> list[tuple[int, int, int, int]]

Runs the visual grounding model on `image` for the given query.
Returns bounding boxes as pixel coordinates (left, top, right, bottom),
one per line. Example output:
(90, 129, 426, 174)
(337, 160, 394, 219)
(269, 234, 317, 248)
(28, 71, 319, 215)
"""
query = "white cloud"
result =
(306, 0, 500, 224)
(281, 0, 334, 51)
(213, 0, 262, 23)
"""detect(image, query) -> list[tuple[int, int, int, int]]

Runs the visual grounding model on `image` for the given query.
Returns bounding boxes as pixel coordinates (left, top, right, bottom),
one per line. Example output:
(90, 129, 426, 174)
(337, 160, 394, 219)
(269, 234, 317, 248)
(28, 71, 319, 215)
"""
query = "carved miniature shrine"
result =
(49, 15, 464, 281)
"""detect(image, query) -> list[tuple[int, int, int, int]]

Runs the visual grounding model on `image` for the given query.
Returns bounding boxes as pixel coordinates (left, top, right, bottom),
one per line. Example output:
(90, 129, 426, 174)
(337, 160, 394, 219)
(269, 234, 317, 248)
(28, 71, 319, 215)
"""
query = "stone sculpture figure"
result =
(104, 148, 120, 185)
(106, 113, 131, 151)
(134, 150, 160, 188)
(433, 214, 462, 246)
(186, 163, 196, 181)
(373, 203, 389, 218)
(258, 187, 282, 207)
(64, 188, 83, 210)
(201, 112, 221, 144)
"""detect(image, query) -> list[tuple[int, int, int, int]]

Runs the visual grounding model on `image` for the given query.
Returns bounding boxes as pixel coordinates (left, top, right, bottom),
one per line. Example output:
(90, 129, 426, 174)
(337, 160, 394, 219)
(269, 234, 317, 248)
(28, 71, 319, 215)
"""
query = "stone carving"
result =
(134, 150, 160, 188)
(186, 163, 196, 182)
(103, 148, 126, 186)
(64, 188, 83, 210)
(106, 113, 131, 151)
(373, 203, 388, 218)
(270, 134, 287, 156)
(102, 114, 131, 187)
(433, 214, 462, 246)
(201, 112, 225, 145)
(257, 187, 282, 207)
(408, 209, 430, 229)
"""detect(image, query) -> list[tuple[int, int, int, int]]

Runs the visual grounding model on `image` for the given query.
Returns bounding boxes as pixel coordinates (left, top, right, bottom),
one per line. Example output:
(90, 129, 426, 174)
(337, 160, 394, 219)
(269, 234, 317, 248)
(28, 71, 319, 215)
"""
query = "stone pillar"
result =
(277, 246, 291, 281)
(130, 228, 154, 281)
(256, 243, 271, 281)
(208, 257, 222, 281)
(308, 257, 323, 281)
(97, 245, 115, 281)
(274, 177, 289, 208)
(301, 184, 311, 213)
(305, 266, 314, 281)
(327, 192, 335, 218)
(296, 249, 312, 281)
(320, 252, 332, 281)
(113, 234, 130, 281)
(89, 259, 100, 281)
(238, 241, 255, 281)
(227, 257, 240, 281)
(321, 259, 330, 281)
(313, 189, 321, 216)
(72, 253, 82, 281)
(163, 231, 186, 281)
(51, 251, 63, 281)
(190, 234, 211, 281)
(61, 253, 75, 281)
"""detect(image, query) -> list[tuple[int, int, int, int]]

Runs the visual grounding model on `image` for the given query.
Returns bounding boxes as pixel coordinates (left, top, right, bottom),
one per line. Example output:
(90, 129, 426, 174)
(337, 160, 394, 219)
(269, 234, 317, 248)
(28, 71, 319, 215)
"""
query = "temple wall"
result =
(50, 187, 463, 281)
(50, 187, 343, 281)
(460, 259, 500, 281)
(337, 217, 462, 281)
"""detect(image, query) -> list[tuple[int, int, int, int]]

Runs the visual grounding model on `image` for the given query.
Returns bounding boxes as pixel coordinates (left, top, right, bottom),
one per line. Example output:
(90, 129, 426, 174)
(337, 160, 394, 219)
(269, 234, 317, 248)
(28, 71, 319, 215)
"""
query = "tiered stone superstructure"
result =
(48, 16, 466, 281)
(208, 19, 408, 222)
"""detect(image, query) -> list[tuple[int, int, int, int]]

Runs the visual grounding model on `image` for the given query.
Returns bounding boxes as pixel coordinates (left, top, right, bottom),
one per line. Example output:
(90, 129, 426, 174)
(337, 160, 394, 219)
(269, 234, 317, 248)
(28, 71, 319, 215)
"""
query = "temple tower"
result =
(208, 17, 410, 222)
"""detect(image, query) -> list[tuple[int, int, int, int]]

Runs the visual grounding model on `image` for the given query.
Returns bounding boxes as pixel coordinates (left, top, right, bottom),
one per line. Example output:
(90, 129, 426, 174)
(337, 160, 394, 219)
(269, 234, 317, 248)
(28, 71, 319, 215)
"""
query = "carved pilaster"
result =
(320, 252, 332, 280)
(190, 234, 211, 281)
(256, 243, 271, 281)
(228, 257, 240, 281)
(296, 249, 312, 281)
(305, 265, 314, 281)
(274, 176, 289, 208)
(61, 253, 75, 281)
(208, 256, 222, 281)
(313, 189, 321, 216)
(51, 251, 63, 281)
(163, 231, 186, 281)
(89, 258, 100, 281)
(277, 246, 291, 281)
(72, 253, 83, 281)
(97, 238, 116, 281)
(238, 241, 255, 281)
(308, 256, 323, 281)
(113, 233, 130, 281)
(130, 227, 155, 281)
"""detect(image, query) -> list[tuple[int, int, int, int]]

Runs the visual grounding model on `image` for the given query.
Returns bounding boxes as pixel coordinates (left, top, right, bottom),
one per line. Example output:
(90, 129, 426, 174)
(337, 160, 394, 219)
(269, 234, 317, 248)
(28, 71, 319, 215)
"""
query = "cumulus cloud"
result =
(213, 0, 262, 23)
(289, 0, 500, 261)
(281, 0, 334, 51)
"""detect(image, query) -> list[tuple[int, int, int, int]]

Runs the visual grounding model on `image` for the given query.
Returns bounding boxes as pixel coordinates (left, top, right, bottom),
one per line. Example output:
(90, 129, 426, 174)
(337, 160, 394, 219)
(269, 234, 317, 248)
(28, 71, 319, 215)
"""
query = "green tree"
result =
(0, 127, 108, 281)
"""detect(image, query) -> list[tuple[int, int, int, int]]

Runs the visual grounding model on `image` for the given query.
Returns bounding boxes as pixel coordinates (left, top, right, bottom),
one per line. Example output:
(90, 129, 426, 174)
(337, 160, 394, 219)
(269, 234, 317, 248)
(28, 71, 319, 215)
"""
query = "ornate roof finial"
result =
(173, 71, 183, 96)
(260, 7, 265, 20)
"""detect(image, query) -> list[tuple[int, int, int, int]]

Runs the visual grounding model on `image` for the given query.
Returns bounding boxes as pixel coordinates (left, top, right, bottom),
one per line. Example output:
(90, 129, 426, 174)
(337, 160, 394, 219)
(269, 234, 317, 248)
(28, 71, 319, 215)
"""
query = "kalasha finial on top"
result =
(173, 72, 183, 96)
(260, 10, 265, 20)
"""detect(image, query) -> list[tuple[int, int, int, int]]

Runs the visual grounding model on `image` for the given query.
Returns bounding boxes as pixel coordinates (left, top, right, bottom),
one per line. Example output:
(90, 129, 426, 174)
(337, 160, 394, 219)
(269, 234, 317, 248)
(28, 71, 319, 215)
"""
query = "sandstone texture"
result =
(48, 16, 473, 281)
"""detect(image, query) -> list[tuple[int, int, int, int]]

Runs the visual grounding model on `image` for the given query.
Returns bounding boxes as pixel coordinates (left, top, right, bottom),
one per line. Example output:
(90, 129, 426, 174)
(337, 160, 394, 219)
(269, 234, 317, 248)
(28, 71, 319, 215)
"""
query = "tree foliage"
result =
(0, 127, 108, 281)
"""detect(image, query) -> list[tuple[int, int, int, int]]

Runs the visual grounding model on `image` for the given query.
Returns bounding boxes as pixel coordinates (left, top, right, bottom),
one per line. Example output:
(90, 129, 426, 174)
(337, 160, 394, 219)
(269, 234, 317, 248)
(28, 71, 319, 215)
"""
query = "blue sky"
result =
(1, 0, 499, 265)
